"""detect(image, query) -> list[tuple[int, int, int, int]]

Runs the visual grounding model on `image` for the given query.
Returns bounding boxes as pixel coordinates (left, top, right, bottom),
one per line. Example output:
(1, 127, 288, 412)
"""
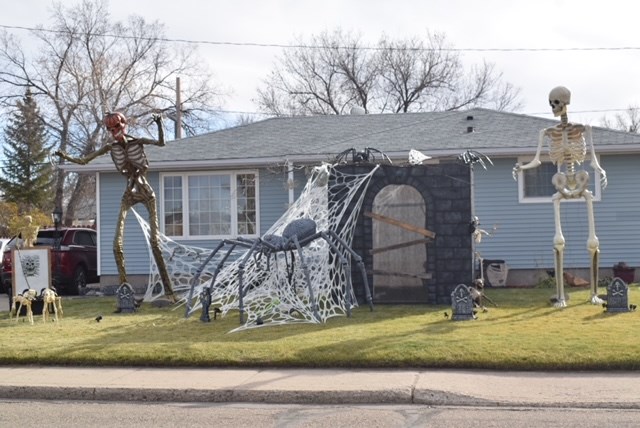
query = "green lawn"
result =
(1, 286, 639, 370)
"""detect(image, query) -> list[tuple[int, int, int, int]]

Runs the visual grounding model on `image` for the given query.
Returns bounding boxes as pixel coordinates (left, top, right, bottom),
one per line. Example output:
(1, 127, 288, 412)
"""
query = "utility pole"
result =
(175, 76, 182, 140)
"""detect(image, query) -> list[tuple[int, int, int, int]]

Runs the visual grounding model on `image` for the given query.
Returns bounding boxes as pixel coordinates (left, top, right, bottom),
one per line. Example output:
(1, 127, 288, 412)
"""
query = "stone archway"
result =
(371, 184, 429, 303)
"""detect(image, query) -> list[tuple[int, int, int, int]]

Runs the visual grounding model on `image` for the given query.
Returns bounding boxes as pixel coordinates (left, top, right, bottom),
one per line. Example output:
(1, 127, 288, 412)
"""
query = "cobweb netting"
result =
(133, 163, 379, 332)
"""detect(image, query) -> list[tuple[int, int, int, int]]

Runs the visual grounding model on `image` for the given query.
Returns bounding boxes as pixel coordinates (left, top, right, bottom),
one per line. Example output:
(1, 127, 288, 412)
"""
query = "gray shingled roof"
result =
(63, 107, 640, 172)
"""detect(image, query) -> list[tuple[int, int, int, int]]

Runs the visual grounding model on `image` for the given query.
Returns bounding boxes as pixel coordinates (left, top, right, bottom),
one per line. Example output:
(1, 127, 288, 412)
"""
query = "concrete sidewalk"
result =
(0, 366, 637, 408)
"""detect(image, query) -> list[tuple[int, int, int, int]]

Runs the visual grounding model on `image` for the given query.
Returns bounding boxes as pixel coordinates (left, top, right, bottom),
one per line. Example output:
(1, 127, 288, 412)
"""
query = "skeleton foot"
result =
(550, 295, 567, 308)
(590, 294, 604, 305)
(553, 299, 567, 308)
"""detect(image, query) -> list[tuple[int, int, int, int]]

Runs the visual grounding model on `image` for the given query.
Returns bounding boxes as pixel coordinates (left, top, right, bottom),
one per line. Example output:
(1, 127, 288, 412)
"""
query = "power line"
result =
(2, 23, 640, 53)
(2, 23, 638, 119)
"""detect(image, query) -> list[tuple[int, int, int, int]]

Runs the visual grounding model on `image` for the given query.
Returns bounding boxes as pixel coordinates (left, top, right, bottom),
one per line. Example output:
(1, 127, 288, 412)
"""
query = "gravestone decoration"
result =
(451, 283, 476, 321)
(200, 287, 212, 322)
(116, 282, 136, 313)
(606, 277, 629, 313)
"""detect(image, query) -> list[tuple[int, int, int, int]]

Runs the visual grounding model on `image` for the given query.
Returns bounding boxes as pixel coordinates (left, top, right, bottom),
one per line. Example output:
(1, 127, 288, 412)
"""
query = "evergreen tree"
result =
(0, 89, 54, 213)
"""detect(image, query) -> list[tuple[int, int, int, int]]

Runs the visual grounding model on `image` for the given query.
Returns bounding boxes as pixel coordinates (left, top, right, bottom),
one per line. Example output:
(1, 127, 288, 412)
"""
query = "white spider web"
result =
(133, 163, 379, 332)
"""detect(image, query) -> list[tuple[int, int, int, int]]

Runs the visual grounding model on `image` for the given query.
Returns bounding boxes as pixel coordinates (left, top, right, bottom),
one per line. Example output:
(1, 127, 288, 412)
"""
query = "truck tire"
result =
(71, 266, 87, 295)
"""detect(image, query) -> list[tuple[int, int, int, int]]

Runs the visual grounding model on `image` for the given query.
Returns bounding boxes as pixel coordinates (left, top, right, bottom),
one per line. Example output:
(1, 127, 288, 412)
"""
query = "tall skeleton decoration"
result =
(56, 113, 176, 303)
(513, 86, 607, 308)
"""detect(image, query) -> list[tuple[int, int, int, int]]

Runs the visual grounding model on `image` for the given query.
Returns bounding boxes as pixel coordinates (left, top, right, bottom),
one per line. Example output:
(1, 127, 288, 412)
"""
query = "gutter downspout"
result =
(287, 160, 295, 205)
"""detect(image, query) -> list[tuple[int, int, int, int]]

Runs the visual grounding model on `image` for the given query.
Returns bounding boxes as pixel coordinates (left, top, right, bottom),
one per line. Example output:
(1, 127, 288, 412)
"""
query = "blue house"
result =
(62, 108, 640, 301)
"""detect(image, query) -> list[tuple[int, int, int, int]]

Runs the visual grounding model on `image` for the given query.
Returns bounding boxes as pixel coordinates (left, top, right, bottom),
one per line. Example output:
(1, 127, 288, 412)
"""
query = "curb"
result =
(1, 385, 638, 409)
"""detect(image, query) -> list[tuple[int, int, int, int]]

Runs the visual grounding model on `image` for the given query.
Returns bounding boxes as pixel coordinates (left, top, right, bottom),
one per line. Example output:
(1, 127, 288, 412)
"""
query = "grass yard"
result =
(1, 286, 639, 370)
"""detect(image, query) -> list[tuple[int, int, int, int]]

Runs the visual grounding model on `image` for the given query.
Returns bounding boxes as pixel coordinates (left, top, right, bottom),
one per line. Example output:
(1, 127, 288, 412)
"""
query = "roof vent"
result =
(466, 115, 474, 120)
(350, 106, 365, 115)
(467, 126, 474, 133)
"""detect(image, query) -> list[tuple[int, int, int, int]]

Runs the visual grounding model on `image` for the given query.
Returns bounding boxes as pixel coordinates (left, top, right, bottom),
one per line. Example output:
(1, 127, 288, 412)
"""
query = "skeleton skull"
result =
(104, 112, 128, 142)
(549, 86, 571, 117)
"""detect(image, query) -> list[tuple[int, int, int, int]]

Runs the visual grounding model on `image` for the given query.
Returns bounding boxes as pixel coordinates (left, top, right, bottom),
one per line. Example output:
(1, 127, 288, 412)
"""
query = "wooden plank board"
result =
(364, 211, 436, 239)
(372, 269, 433, 280)
(369, 238, 432, 255)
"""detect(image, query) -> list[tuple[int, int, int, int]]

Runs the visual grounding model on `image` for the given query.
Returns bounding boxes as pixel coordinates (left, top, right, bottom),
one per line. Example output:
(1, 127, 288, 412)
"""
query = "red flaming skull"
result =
(104, 112, 128, 142)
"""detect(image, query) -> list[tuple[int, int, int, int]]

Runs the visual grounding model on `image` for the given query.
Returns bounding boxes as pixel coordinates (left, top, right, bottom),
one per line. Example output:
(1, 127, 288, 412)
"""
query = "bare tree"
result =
(600, 106, 640, 133)
(256, 29, 377, 116)
(255, 29, 521, 116)
(0, 0, 225, 224)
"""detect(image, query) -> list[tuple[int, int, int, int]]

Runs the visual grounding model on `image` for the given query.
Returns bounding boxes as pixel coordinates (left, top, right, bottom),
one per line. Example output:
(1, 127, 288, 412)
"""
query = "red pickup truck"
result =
(1, 227, 98, 295)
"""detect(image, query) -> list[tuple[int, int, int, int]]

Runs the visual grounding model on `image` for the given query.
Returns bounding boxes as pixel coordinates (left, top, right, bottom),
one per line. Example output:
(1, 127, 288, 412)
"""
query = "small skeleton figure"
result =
(56, 113, 176, 303)
(468, 216, 491, 244)
(513, 86, 607, 307)
(20, 215, 39, 248)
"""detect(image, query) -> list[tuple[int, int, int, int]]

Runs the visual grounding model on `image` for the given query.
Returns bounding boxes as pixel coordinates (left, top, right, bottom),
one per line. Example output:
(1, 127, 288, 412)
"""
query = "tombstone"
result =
(451, 283, 476, 321)
(200, 287, 212, 322)
(607, 277, 629, 313)
(116, 282, 136, 313)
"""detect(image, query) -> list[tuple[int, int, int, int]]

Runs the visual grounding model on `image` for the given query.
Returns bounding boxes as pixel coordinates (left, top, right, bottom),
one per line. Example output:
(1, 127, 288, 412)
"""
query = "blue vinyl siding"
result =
(474, 155, 640, 270)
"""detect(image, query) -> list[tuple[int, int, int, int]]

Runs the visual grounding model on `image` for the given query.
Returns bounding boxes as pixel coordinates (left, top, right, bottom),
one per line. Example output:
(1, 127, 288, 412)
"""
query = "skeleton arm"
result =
(512, 129, 545, 180)
(585, 125, 607, 189)
(149, 114, 165, 147)
(55, 144, 111, 165)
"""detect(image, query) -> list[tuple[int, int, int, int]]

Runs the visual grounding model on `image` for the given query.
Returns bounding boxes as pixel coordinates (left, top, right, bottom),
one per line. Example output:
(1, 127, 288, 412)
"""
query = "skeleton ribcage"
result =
(111, 142, 148, 174)
(547, 126, 586, 166)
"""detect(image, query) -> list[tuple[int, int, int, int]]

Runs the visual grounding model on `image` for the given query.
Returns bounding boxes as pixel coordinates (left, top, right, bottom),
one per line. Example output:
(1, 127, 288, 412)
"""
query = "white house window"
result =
(161, 171, 258, 238)
(516, 156, 602, 203)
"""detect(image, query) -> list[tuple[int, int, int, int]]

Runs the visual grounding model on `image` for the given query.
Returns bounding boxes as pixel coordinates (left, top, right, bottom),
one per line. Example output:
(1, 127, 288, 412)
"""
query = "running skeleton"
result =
(512, 86, 607, 307)
(55, 113, 176, 302)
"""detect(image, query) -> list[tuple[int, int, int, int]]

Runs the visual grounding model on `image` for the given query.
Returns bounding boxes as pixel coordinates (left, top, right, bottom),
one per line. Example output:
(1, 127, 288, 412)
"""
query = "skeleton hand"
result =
(599, 169, 608, 190)
(512, 163, 521, 181)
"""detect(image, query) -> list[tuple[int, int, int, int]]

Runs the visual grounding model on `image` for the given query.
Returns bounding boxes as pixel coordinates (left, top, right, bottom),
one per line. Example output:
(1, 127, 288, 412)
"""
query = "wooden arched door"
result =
(370, 184, 431, 303)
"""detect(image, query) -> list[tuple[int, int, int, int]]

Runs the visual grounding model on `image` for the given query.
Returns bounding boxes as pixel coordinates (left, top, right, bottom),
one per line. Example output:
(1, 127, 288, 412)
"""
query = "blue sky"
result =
(4, 0, 640, 126)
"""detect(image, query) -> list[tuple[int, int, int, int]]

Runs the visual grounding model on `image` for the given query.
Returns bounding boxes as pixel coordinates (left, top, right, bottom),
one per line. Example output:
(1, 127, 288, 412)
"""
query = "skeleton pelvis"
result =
(552, 171, 589, 198)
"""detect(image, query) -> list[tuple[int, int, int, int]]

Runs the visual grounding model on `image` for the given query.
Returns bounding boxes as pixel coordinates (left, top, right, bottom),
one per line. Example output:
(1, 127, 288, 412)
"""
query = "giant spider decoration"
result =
(186, 218, 373, 323)
(333, 147, 392, 165)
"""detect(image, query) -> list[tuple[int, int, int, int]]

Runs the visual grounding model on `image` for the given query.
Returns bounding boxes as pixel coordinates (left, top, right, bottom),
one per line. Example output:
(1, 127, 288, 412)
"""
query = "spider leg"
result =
(185, 240, 231, 318)
(238, 239, 262, 324)
(327, 230, 374, 311)
(366, 147, 392, 165)
(290, 235, 320, 321)
(334, 148, 356, 164)
(317, 231, 355, 317)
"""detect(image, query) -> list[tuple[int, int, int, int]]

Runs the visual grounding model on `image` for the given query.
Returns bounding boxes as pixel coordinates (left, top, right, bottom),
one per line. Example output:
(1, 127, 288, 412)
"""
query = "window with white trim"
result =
(161, 171, 258, 238)
(516, 156, 602, 203)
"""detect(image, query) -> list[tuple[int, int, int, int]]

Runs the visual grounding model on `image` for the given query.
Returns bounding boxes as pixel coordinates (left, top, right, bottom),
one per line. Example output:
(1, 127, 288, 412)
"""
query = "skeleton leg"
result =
(14, 301, 23, 322)
(56, 296, 63, 318)
(113, 198, 131, 285)
(144, 197, 176, 303)
(42, 299, 49, 323)
(26, 302, 34, 325)
(552, 192, 567, 308)
(584, 190, 603, 304)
